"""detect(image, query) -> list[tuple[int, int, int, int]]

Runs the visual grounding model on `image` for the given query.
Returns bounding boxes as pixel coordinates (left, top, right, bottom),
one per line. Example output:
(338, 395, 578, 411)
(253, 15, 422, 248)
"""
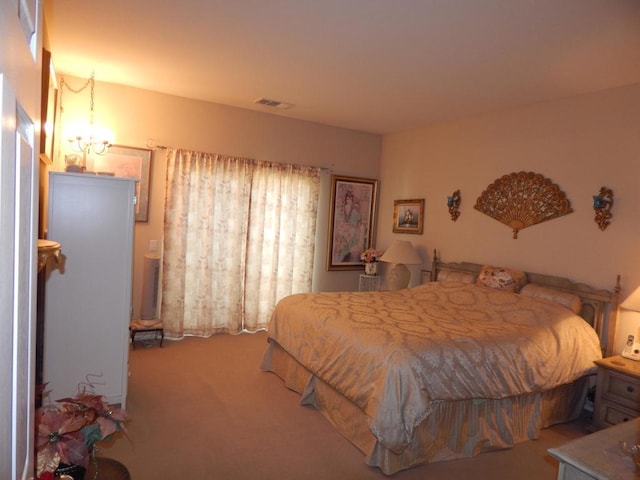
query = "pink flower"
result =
(35, 389, 127, 477)
(360, 248, 383, 263)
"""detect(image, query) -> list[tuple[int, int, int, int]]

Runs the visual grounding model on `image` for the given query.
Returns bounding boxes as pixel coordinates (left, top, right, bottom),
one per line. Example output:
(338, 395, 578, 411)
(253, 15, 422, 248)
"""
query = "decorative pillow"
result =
(476, 265, 527, 293)
(437, 270, 477, 284)
(519, 283, 582, 314)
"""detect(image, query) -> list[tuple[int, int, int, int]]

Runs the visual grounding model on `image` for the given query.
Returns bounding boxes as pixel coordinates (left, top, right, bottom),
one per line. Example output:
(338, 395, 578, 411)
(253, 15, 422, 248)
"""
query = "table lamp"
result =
(621, 286, 640, 312)
(620, 286, 640, 360)
(380, 240, 422, 290)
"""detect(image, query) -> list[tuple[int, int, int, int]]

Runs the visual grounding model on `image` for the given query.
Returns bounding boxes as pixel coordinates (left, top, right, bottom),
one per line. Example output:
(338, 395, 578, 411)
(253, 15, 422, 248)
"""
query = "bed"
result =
(261, 252, 621, 475)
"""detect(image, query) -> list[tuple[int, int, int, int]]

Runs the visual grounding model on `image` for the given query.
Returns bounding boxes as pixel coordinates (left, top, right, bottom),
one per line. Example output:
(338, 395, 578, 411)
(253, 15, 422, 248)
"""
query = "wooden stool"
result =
(129, 319, 164, 349)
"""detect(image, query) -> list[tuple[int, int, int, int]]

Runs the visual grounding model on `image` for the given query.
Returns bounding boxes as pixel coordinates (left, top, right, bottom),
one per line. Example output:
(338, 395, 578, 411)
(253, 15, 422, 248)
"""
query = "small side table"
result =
(130, 319, 164, 349)
(359, 274, 380, 292)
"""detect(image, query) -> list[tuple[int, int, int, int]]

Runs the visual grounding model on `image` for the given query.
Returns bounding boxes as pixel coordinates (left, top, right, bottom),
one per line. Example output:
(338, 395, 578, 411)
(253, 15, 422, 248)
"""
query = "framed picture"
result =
(393, 199, 424, 234)
(327, 175, 378, 270)
(39, 48, 57, 165)
(86, 145, 152, 222)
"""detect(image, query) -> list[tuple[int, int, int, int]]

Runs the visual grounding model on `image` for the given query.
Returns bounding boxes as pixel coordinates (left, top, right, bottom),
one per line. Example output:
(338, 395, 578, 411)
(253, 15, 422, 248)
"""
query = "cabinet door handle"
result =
(627, 385, 635, 393)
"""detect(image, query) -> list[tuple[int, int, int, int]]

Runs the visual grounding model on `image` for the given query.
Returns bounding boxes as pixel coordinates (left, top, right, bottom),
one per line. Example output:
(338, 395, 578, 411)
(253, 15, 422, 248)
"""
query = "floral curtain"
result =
(161, 148, 321, 337)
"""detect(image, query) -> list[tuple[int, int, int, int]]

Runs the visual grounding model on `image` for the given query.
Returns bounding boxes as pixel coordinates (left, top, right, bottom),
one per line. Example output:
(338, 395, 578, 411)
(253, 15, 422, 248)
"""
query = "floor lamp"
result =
(380, 240, 422, 290)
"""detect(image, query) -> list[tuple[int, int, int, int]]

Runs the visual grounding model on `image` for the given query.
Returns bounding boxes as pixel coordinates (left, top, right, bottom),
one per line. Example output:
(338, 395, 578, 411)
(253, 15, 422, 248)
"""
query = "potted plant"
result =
(35, 387, 127, 480)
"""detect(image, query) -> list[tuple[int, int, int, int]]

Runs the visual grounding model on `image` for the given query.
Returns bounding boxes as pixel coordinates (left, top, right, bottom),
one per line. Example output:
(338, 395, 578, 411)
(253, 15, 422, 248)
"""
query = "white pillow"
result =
(437, 270, 477, 284)
(520, 283, 582, 314)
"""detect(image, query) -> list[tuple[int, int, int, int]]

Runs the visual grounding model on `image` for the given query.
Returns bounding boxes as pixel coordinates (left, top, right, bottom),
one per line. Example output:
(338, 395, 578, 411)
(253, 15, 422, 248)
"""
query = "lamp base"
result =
(386, 263, 410, 290)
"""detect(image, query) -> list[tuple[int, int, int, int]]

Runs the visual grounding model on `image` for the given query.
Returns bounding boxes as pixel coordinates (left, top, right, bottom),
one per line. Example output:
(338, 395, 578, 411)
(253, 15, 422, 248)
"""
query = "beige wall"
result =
(377, 83, 640, 354)
(51, 76, 382, 319)
(51, 75, 640, 353)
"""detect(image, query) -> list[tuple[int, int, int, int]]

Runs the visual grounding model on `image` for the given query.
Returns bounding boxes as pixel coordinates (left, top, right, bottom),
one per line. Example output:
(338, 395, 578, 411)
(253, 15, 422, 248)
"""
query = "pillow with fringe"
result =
(476, 265, 527, 293)
(437, 270, 477, 284)
(520, 283, 582, 314)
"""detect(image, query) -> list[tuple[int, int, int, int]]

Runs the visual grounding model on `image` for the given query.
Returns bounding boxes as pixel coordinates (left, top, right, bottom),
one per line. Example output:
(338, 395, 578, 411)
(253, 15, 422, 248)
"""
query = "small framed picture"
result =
(393, 199, 424, 234)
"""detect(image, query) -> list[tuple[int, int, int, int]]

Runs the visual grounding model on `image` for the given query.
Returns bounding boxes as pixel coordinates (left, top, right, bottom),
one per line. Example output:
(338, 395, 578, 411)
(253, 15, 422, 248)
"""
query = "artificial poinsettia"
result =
(35, 388, 127, 477)
(35, 408, 88, 475)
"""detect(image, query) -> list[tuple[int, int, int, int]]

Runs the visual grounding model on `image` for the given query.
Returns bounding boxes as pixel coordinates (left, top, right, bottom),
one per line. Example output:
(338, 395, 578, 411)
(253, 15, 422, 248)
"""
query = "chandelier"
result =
(59, 71, 114, 157)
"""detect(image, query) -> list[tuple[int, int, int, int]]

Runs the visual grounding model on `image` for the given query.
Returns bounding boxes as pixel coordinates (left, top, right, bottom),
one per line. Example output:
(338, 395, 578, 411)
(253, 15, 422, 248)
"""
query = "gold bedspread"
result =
(265, 281, 602, 454)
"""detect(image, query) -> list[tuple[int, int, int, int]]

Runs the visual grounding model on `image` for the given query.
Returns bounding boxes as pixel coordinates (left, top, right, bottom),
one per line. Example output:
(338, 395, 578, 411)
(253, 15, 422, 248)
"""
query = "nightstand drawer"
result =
(593, 356, 640, 430)
(602, 370, 640, 408)
(597, 400, 639, 427)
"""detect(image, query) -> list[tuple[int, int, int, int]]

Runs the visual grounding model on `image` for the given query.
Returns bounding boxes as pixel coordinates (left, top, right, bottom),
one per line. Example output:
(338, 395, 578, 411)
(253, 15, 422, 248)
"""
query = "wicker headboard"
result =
(429, 250, 621, 356)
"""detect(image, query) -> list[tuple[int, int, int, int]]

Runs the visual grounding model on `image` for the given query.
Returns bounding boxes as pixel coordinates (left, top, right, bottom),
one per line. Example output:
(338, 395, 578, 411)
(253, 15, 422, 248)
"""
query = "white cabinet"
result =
(44, 172, 136, 407)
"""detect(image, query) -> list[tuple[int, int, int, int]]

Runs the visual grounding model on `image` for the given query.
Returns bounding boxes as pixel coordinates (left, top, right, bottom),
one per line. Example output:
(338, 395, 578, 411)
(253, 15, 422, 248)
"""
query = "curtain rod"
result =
(146, 139, 333, 173)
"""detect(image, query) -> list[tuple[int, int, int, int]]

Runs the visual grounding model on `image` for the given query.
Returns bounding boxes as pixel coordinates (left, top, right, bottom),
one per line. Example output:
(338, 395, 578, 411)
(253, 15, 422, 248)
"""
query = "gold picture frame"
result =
(39, 48, 57, 164)
(327, 175, 378, 270)
(87, 145, 152, 222)
(393, 199, 424, 234)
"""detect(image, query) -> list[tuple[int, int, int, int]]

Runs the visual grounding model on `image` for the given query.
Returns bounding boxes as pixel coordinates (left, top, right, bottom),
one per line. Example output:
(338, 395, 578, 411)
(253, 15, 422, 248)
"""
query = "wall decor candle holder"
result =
(447, 190, 461, 221)
(593, 186, 614, 231)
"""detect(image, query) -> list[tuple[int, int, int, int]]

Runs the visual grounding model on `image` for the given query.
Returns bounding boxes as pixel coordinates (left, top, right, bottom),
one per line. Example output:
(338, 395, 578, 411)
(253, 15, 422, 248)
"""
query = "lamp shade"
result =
(621, 286, 640, 313)
(379, 240, 422, 265)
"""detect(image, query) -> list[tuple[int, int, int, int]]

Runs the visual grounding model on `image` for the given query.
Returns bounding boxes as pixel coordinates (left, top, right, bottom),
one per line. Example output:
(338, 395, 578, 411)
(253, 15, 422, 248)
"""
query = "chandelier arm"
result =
(59, 72, 111, 160)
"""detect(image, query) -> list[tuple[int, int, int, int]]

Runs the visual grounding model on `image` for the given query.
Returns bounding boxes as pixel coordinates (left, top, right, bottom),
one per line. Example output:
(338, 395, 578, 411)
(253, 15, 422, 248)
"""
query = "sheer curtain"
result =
(161, 148, 321, 338)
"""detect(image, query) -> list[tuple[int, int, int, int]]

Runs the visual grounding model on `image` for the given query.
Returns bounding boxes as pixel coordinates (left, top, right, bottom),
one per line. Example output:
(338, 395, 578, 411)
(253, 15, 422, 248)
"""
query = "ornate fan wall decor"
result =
(474, 171, 573, 239)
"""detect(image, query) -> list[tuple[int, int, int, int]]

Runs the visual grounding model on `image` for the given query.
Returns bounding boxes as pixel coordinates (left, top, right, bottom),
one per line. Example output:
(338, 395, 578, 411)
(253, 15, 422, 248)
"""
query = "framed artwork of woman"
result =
(327, 175, 378, 270)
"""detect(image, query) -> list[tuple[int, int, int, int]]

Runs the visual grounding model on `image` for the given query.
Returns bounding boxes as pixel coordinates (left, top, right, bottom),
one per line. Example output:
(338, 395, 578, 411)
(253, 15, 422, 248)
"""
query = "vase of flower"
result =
(360, 248, 383, 276)
(364, 262, 377, 276)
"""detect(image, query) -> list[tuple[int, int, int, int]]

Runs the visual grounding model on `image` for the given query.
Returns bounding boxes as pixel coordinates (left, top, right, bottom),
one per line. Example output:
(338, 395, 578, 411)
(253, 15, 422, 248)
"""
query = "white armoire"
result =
(44, 172, 137, 407)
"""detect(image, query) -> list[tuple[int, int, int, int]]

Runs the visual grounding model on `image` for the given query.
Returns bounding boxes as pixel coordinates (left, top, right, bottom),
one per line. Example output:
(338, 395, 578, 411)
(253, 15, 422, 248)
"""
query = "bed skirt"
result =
(261, 339, 590, 475)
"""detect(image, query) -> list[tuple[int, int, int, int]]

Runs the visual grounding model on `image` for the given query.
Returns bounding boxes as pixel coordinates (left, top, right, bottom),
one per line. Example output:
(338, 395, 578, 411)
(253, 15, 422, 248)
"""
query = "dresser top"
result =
(595, 356, 640, 378)
(548, 418, 640, 480)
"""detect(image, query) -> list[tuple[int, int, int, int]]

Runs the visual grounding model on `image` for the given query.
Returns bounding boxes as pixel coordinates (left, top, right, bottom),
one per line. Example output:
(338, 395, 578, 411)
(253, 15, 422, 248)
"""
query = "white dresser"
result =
(548, 418, 640, 480)
(44, 172, 136, 407)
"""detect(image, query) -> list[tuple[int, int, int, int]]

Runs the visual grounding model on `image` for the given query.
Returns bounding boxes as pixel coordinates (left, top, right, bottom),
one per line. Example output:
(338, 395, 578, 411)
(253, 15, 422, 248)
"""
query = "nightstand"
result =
(593, 355, 640, 429)
(359, 274, 380, 292)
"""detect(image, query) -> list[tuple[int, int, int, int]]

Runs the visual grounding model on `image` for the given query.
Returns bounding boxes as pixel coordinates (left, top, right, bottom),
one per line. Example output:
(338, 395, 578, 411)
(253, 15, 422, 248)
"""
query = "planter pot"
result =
(364, 262, 377, 276)
(55, 463, 86, 480)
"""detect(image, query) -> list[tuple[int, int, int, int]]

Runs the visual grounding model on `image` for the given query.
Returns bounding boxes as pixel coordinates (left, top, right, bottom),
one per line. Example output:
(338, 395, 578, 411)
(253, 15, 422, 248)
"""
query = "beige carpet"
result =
(97, 332, 590, 479)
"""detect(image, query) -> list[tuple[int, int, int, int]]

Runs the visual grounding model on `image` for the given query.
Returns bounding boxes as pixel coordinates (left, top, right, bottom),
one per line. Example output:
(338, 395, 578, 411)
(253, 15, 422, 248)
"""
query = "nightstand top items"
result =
(595, 356, 640, 378)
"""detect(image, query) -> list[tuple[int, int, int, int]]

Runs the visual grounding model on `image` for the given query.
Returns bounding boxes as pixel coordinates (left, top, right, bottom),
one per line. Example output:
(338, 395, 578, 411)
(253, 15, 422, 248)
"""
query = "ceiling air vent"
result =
(253, 97, 293, 109)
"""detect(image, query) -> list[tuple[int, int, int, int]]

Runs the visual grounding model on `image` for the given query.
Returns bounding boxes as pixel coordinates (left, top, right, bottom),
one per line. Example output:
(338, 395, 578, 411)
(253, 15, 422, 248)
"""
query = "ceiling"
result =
(45, 0, 640, 135)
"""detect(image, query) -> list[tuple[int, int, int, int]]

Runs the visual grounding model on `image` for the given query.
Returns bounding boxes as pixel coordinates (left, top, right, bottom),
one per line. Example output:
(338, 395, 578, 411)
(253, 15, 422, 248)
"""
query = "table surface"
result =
(548, 419, 640, 480)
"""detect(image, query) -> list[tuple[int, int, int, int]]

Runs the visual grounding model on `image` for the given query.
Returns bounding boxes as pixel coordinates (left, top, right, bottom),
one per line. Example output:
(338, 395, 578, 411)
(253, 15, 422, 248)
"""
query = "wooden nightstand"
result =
(593, 356, 640, 430)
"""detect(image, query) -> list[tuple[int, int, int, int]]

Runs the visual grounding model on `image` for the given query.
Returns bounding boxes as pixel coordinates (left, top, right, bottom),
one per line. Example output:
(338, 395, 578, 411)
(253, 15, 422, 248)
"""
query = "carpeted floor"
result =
(97, 332, 590, 479)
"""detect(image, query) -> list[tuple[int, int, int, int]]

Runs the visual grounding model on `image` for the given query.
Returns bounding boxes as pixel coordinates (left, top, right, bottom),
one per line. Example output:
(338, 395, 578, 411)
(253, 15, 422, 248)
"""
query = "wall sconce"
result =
(447, 190, 461, 221)
(59, 71, 114, 167)
(592, 186, 613, 231)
